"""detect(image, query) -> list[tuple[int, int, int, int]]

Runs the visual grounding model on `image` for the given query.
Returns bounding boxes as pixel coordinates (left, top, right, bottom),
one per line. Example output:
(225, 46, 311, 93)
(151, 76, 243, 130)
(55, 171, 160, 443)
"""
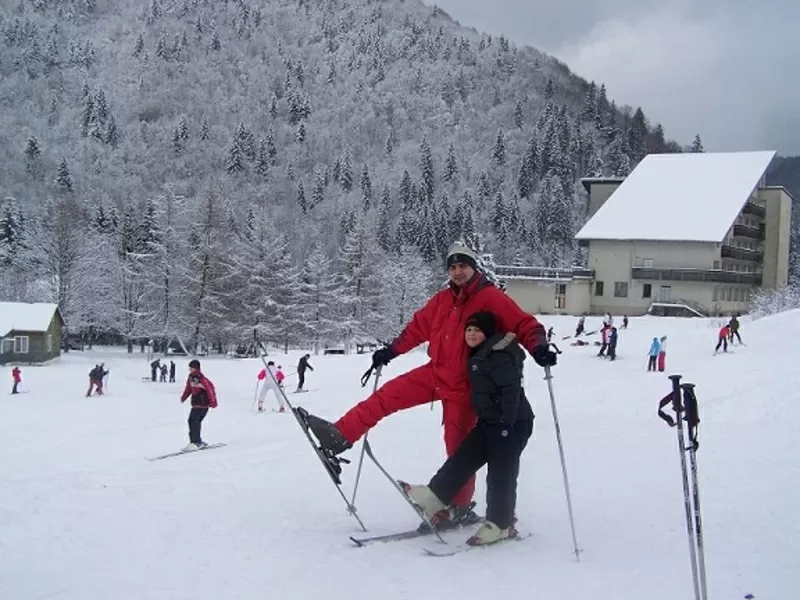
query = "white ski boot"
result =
(182, 443, 199, 452)
(466, 521, 518, 546)
(400, 483, 447, 520)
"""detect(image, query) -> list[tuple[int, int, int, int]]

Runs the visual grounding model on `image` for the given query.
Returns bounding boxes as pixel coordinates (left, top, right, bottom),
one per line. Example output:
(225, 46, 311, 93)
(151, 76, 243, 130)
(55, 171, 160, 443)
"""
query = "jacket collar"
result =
(448, 272, 490, 303)
(472, 332, 517, 359)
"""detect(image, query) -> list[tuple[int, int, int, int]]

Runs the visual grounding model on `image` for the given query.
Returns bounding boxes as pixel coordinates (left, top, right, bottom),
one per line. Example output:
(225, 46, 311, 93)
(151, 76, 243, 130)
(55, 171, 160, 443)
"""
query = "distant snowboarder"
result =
(296, 354, 313, 392)
(621, 315, 629, 330)
(257, 361, 286, 412)
(179, 359, 218, 451)
(647, 338, 661, 371)
(169, 360, 176, 383)
(150, 359, 160, 382)
(11, 366, 21, 394)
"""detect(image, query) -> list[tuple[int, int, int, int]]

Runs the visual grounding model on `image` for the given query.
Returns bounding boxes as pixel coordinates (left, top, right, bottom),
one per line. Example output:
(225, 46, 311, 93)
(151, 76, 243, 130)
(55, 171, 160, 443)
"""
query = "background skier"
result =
(11, 366, 21, 394)
(715, 325, 730, 354)
(296, 354, 313, 392)
(257, 361, 286, 412)
(179, 359, 217, 451)
(608, 326, 618, 361)
(401, 311, 534, 545)
(657, 335, 668, 371)
(647, 338, 661, 371)
(301, 242, 555, 531)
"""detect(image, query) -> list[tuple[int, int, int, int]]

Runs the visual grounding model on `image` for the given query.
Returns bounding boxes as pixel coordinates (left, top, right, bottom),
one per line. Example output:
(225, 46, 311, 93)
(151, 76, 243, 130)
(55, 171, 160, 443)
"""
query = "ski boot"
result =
(466, 520, 518, 546)
(294, 407, 352, 485)
(416, 500, 481, 533)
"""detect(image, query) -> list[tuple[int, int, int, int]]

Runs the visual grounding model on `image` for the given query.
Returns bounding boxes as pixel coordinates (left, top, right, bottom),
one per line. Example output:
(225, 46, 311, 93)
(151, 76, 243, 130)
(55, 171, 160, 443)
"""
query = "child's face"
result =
(189, 366, 197, 374)
(464, 325, 486, 348)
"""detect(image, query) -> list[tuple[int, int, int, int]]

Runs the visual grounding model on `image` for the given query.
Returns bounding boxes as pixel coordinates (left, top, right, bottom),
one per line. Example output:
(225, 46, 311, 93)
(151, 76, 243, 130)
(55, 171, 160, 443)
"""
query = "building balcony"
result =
(721, 245, 763, 263)
(732, 223, 765, 240)
(742, 201, 766, 219)
(495, 265, 594, 280)
(631, 267, 762, 286)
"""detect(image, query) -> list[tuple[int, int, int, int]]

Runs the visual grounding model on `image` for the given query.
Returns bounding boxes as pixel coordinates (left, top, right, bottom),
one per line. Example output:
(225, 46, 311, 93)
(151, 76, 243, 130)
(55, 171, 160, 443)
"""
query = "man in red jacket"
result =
(180, 359, 218, 451)
(302, 242, 555, 530)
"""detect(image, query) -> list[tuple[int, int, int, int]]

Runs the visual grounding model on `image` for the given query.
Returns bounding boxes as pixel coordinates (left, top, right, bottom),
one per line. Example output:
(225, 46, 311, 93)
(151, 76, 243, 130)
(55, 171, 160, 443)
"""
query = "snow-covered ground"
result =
(1, 313, 797, 600)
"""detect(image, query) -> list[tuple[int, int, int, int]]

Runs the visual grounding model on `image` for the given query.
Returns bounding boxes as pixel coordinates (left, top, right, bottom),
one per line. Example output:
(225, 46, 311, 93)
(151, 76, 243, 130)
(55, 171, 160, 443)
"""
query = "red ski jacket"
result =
(12, 367, 21, 383)
(389, 273, 546, 395)
(180, 371, 218, 408)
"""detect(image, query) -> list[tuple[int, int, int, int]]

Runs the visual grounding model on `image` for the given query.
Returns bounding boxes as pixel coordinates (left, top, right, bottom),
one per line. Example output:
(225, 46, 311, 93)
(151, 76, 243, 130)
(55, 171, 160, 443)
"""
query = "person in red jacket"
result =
(179, 359, 218, 451)
(714, 325, 729, 354)
(11, 366, 21, 394)
(301, 242, 555, 530)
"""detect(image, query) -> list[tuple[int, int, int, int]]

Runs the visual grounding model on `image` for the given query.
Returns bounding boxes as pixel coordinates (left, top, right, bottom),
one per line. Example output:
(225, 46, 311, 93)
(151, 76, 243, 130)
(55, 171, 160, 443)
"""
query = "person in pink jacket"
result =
(257, 361, 286, 412)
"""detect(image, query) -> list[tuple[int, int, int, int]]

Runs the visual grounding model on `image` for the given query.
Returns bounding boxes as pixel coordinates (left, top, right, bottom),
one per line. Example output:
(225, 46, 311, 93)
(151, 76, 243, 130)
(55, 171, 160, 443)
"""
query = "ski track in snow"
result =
(1, 313, 797, 599)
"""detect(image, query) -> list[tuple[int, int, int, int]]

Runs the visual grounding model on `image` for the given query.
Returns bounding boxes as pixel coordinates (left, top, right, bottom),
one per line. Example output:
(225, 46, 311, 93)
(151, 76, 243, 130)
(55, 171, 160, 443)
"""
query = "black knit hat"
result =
(465, 311, 497, 338)
(445, 242, 479, 271)
(188, 359, 201, 369)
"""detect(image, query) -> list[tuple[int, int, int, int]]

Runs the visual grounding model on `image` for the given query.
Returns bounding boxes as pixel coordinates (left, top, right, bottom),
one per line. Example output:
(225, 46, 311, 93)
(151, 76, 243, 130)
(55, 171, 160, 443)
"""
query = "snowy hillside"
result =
(1, 312, 798, 599)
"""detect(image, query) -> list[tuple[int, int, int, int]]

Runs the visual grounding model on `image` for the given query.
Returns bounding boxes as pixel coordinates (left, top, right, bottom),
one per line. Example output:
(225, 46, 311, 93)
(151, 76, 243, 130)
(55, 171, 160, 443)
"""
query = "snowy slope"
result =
(1, 313, 798, 600)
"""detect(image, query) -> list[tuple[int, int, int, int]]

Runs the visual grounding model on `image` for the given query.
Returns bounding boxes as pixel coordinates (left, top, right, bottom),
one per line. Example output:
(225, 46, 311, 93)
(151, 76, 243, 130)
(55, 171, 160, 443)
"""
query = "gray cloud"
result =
(424, 0, 800, 154)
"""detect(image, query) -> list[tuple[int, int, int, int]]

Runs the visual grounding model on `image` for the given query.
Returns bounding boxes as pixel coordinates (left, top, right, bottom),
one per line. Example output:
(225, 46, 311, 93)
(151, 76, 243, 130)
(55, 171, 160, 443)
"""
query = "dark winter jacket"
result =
(297, 356, 313, 374)
(466, 332, 534, 425)
(729, 317, 739, 332)
(180, 371, 218, 408)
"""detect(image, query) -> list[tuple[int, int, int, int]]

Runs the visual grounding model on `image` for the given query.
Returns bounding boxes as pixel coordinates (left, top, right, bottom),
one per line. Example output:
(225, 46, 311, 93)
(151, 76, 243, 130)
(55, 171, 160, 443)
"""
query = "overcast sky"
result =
(423, 0, 800, 155)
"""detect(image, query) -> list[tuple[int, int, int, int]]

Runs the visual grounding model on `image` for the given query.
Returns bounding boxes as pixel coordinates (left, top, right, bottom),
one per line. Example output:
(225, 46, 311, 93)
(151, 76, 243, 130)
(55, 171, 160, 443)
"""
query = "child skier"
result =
(647, 338, 661, 371)
(275, 365, 286, 389)
(400, 311, 534, 546)
(657, 335, 667, 372)
(715, 325, 730, 354)
(11, 366, 21, 394)
(257, 361, 286, 412)
(575, 315, 585, 337)
(608, 326, 618, 361)
(597, 325, 609, 357)
(296, 354, 313, 392)
(179, 359, 218, 451)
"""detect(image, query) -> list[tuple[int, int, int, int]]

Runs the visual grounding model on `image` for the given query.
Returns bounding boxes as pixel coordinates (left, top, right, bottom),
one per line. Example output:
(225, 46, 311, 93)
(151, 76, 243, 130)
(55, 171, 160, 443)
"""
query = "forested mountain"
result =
(0, 0, 694, 350)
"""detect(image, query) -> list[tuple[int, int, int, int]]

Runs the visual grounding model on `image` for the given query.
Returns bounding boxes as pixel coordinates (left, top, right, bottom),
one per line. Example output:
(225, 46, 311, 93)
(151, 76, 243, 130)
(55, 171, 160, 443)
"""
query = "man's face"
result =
(448, 262, 475, 287)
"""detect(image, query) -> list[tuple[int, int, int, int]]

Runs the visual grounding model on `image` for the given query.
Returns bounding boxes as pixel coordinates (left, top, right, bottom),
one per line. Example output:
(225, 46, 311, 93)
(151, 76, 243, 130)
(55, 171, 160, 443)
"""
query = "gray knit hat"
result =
(445, 242, 478, 271)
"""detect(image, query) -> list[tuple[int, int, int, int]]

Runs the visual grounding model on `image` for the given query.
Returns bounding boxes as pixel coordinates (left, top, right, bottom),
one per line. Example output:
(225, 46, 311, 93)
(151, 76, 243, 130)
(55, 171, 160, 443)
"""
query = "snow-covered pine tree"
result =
(690, 134, 704, 153)
(297, 244, 339, 354)
(377, 245, 435, 341)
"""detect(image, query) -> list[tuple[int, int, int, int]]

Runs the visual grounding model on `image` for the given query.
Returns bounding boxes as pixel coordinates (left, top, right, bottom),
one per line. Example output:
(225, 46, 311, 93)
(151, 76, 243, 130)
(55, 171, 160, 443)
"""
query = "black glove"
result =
(372, 346, 397, 368)
(532, 345, 557, 367)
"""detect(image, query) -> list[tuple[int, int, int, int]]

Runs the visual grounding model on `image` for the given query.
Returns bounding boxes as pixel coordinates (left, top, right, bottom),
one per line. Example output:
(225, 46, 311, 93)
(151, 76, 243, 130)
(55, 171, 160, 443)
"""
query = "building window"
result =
(555, 284, 567, 309)
(595, 281, 604, 297)
(642, 283, 652, 298)
(642, 258, 654, 268)
(0, 339, 12, 354)
(614, 282, 628, 298)
(725, 287, 732, 302)
(713, 260, 720, 270)
(46, 334, 53, 353)
(14, 336, 29, 354)
(712, 287, 718, 301)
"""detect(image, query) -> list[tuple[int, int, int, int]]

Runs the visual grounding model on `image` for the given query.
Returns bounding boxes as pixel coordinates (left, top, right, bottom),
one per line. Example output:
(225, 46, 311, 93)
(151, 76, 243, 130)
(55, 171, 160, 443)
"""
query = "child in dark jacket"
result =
(401, 311, 534, 546)
(179, 359, 218, 451)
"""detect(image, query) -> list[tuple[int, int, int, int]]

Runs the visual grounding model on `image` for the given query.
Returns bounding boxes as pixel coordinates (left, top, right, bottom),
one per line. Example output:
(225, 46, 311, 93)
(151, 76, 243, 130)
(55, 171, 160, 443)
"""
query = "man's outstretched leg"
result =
(303, 363, 436, 455)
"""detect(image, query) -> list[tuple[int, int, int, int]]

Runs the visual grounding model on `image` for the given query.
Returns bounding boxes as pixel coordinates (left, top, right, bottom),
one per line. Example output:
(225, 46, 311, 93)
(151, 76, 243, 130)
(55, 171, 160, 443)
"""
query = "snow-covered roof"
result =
(0, 302, 61, 337)
(575, 150, 777, 243)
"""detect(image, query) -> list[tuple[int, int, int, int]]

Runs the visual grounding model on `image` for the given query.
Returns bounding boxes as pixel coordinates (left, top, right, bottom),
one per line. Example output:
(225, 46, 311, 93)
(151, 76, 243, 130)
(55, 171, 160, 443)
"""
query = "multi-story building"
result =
(498, 151, 793, 316)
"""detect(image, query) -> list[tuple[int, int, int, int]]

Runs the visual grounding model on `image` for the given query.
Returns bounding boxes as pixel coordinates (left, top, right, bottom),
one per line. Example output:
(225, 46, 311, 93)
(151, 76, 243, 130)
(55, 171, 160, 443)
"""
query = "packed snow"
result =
(0, 302, 59, 336)
(575, 150, 776, 243)
(1, 312, 798, 600)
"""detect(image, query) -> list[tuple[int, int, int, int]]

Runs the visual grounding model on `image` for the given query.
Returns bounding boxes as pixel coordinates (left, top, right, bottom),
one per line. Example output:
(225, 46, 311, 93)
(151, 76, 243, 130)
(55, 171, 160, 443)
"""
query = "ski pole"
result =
(667, 375, 702, 600)
(543, 364, 581, 561)
(251, 381, 259, 412)
(682, 383, 708, 600)
(350, 365, 382, 508)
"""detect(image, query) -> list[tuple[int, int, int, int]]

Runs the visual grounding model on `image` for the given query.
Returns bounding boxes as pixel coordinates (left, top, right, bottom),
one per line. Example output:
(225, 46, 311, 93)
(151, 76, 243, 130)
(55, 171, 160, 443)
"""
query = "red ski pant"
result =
(336, 363, 478, 506)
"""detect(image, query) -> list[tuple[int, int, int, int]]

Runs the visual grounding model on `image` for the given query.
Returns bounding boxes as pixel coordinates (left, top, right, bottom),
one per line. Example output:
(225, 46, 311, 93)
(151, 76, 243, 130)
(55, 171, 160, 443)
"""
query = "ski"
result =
(350, 516, 484, 547)
(289, 406, 367, 531)
(423, 532, 532, 557)
(359, 439, 447, 544)
(147, 443, 227, 461)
